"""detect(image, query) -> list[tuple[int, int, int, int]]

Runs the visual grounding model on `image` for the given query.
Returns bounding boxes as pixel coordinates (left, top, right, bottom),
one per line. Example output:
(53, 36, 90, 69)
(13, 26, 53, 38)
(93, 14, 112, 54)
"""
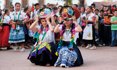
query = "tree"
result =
(22, 0, 28, 8)
(64, 0, 72, 5)
(39, 0, 45, 7)
(5, 0, 12, 8)
(79, 0, 85, 7)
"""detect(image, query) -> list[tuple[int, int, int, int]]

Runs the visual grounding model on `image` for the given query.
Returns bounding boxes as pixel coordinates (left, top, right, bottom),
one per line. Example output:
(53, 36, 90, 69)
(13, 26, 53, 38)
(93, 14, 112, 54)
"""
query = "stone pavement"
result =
(0, 47, 117, 70)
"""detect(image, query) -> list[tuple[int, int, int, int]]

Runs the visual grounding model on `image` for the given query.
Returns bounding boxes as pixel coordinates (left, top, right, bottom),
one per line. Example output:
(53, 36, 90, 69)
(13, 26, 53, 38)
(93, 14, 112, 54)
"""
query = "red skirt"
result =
(0, 26, 3, 47)
(0, 24, 10, 48)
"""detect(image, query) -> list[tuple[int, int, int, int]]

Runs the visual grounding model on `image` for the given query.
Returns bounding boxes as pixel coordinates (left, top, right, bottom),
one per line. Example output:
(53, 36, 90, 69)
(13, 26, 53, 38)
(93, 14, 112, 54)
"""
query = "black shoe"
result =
(0, 48, 2, 50)
(7, 47, 13, 50)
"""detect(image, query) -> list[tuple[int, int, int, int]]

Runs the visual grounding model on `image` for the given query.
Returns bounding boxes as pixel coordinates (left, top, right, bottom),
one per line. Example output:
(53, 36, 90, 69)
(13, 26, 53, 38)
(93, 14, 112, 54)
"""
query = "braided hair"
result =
(60, 22, 75, 36)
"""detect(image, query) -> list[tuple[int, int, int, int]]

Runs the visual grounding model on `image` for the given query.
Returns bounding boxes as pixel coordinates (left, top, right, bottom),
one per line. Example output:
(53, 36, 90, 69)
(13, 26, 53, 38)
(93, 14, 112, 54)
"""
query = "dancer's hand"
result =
(38, 41, 42, 45)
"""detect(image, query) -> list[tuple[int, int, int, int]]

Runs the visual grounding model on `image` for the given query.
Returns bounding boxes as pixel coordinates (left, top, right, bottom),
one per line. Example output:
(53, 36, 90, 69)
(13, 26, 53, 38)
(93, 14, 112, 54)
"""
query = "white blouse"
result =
(3, 15, 11, 24)
(10, 11, 27, 20)
(36, 25, 55, 43)
(59, 26, 78, 44)
(62, 29, 72, 41)
(34, 9, 40, 17)
(87, 12, 96, 21)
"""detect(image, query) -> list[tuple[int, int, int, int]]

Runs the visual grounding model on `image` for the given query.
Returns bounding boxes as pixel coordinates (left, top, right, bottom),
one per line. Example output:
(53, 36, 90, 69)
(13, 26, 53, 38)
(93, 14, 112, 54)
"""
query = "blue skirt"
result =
(55, 47, 78, 67)
(9, 25, 25, 43)
(56, 41, 84, 66)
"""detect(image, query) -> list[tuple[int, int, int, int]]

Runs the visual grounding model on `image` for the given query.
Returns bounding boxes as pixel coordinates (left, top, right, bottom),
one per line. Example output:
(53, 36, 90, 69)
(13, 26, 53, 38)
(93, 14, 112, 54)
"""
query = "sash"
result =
(14, 11, 21, 21)
(30, 31, 47, 54)
(12, 11, 22, 29)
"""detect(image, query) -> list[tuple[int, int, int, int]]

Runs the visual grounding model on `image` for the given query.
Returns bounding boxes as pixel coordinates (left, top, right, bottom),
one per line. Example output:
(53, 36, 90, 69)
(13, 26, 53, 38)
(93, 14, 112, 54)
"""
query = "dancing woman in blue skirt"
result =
(54, 18, 83, 67)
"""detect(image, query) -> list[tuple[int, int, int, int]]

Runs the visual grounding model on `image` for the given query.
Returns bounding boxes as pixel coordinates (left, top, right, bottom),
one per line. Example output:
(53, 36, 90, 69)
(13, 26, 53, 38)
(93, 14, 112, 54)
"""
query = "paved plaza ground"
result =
(0, 47, 117, 70)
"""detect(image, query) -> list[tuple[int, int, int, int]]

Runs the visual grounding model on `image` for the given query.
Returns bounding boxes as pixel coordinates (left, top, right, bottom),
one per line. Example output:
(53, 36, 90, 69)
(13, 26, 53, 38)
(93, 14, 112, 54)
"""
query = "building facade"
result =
(0, 0, 117, 9)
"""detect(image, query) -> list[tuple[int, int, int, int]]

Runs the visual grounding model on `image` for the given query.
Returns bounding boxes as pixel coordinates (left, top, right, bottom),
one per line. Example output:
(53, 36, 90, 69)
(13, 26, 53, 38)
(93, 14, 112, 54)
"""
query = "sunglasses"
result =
(64, 18, 73, 21)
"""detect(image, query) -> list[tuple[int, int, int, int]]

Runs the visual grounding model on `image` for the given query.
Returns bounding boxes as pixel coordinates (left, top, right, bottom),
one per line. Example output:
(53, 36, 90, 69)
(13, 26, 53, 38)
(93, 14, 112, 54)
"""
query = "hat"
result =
(39, 8, 52, 18)
(60, 6, 74, 19)
(72, 7, 80, 19)
(60, 6, 80, 19)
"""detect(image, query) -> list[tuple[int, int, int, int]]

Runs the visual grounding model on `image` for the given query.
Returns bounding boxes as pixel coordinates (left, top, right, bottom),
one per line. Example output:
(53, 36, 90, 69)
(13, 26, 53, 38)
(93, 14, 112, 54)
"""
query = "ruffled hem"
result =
(9, 40, 25, 43)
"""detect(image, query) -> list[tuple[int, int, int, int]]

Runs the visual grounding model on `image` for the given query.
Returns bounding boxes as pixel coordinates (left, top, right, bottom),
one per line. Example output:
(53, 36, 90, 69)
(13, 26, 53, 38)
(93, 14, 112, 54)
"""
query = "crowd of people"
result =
(0, 2, 117, 67)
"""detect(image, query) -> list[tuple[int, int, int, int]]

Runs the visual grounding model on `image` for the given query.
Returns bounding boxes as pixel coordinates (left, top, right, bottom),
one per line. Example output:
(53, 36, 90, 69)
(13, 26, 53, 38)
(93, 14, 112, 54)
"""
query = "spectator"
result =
(111, 10, 117, 47)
